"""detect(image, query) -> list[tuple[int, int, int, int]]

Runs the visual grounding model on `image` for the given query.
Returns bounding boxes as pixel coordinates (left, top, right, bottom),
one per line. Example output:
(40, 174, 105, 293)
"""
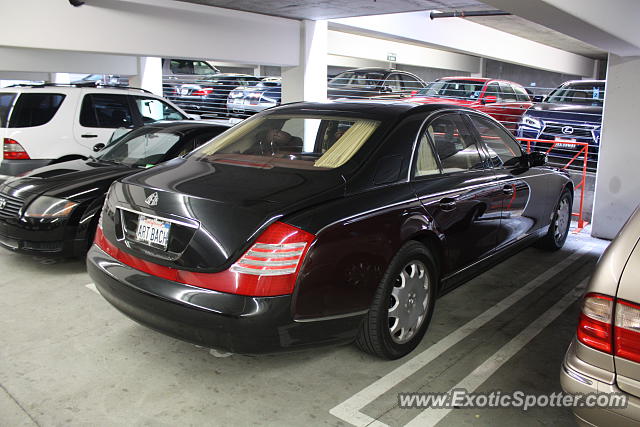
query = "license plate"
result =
(180, 88, 189, 96)
(135, 215, 171, 250)
(554, 137, 576, 149)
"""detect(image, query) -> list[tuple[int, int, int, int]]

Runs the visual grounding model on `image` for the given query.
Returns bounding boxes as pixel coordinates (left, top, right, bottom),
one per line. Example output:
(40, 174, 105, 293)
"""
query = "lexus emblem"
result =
(0, 198, 5, 210)
(562, 126, 574, 135)
(145, 192, 159, 207)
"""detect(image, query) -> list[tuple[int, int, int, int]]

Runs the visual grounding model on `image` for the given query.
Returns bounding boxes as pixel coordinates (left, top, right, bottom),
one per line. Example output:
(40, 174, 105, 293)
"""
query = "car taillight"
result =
(615, 299, 640, 363)
(577, 293, 613, 353)
(192, 88, 214, 96)
(3, 138, 30, 160)
(93, 221, 315, 297)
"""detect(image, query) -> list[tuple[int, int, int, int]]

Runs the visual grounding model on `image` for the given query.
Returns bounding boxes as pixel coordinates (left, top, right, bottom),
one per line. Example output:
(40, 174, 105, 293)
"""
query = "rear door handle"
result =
(503, 184, 514, 196)
(439, 197, 457, 211)
(81, 134, 98, 138)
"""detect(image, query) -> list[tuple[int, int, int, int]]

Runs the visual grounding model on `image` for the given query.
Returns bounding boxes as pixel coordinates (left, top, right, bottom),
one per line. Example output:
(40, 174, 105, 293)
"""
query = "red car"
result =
(404, 77, 533, 132)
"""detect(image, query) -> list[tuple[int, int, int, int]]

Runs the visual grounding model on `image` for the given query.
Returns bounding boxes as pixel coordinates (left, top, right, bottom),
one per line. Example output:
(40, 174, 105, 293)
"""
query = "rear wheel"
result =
(536, 188, 572, 251)
(356, 241, 437, 359)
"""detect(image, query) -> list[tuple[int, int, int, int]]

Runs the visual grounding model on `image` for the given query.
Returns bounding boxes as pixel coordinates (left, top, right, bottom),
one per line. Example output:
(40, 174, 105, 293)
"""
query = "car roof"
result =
(560, 79, 606, 85)
(270, 100, 476, 121)
(136, 120, 232, 131)
(438, 76, 526, 87)
(0, 85, 158, 96)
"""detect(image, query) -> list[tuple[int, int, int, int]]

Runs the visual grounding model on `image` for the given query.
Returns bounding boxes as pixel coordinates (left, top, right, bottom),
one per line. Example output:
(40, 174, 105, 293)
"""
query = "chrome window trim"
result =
(117, 205, 199, 229)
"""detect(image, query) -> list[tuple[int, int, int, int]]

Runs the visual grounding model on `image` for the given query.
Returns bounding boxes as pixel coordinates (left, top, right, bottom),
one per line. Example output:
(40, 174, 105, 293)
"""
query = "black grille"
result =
(0, 194, 23, 219)
(541, 124, 594, 139)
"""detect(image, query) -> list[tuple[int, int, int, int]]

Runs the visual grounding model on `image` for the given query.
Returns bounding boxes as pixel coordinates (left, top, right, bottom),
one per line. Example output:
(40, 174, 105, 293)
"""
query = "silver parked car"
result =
(561, 206, 640, 425)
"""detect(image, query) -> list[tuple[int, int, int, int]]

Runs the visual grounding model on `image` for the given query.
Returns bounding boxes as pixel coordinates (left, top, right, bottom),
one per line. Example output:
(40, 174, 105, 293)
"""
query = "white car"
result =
(0, 84, 191, 175)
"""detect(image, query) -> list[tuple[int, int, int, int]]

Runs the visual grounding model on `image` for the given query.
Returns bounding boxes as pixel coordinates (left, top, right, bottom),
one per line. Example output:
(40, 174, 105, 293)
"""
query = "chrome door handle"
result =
(81, 134, 98, 138)
(503, 185, 514, 196)
(439, 198, 456, 211)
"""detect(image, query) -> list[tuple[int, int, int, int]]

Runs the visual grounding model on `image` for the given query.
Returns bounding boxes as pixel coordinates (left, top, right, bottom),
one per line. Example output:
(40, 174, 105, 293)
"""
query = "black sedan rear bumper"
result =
(86, 245, 363, 354)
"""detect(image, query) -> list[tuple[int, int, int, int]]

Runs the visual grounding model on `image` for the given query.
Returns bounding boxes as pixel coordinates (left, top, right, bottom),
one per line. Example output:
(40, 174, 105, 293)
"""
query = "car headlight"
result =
(521, 115, 542, 128)
(24, 196, 79, 218)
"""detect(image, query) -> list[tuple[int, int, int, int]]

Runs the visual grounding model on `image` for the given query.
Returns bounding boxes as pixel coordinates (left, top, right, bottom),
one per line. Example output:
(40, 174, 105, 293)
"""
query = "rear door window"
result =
(7, 93, 65, 128)
(80, 94, 134, 128)
(0, 93, 17, 128)
(499, 83, 517, 101)
(427, 114, 485, 173)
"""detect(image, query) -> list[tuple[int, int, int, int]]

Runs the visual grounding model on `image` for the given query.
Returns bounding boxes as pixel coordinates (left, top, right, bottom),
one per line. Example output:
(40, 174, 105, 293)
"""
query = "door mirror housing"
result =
(482, 95, 498, 104)
(381, 86, 393, 93)
(532, 95, 544, 103)
(187, 113, 201, 120)
(524, 151, 547, 167)
(92, 143, 106, 152)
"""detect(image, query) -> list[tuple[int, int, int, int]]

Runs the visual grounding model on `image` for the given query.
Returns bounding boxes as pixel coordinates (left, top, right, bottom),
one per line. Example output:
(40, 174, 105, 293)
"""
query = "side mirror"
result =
(525, 151, 547, 167)
(93, 143, 106, 152)
(381, 86, 393, 93)
(533, 95, 544, 103)
(188, 113, 201, 120)
(482, 95, 497, 104)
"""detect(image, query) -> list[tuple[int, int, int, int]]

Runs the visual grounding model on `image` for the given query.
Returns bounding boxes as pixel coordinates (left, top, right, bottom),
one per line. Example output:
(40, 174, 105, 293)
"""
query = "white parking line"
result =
(329, 245, 593, 427)
(405, 277, 588, 426)
(85, 283, 99, 294)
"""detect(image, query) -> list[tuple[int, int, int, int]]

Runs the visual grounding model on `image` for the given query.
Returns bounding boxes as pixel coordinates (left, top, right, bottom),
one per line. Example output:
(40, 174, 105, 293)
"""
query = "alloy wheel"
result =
(554, 197, 570, 244)
(388, 260, 430, 344)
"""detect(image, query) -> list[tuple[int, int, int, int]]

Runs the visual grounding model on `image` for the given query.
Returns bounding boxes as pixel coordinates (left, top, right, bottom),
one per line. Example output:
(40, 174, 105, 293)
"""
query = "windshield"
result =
(547, 82, 605, 106)
(329, 71, 385, 88)
(417, 80, 486, 100)
(191, 114, 381, 170)
(97, 127, 183, 167)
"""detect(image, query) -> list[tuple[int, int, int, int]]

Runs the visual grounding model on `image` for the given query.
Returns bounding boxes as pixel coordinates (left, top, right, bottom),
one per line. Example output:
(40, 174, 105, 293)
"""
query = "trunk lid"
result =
(107, 157, 345, 271)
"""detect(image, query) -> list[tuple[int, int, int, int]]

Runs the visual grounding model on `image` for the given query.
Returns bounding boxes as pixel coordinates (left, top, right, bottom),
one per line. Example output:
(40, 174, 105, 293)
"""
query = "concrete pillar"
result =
(281, 20, 328, 103)
(591, 54, 640, 239)
(51, 73, 70, 84)
(470, 57, 486, 78)
(253, 65, 265, 77)
(130, 57, 162, 96)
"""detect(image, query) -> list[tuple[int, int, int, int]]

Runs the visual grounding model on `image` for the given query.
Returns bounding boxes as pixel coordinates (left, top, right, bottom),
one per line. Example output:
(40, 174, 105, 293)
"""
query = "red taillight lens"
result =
(3, 138, 30, 160)
(615, 299, 640, 363)
(94, 221, 315, 297)
(191, 88, 214, 96)
(577, 293, 613, 353)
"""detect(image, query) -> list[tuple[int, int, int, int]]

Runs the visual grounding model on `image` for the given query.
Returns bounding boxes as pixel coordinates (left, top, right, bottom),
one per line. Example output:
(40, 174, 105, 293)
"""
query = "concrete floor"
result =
(0, 229, 609, 426)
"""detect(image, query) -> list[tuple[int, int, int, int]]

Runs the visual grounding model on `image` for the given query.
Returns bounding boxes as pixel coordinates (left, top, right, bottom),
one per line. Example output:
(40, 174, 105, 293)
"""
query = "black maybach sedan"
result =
(88, 101, 572, 359)
(0, 121, 229, 257)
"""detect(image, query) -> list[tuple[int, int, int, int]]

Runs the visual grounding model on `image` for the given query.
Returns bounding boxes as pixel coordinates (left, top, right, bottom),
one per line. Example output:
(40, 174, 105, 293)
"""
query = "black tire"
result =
(356, 241, 438, 359)
(536, 188, 573, 251)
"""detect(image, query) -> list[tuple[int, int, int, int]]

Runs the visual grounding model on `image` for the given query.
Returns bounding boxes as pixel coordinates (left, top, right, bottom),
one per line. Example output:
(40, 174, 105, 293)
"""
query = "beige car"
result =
(561, 206, 640, 425)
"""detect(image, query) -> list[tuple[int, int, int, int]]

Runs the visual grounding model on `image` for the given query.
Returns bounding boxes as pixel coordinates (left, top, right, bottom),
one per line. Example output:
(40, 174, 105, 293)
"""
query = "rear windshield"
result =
(191, 115, 380, 170)
(0, 93, 16, 128)
(418, 80, 486, 100)
(547, 82, 605, 106)
(5, 93, 65, 128)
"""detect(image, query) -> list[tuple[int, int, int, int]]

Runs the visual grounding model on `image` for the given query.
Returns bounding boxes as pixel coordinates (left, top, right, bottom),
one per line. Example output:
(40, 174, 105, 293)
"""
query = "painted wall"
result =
(328, 30, 480, 74)
(1, 0, 300, 66)
(591, 54, 640, 239)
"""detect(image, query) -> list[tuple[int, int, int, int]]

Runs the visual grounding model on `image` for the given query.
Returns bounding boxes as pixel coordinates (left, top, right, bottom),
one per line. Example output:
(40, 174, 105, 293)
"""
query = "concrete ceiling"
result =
(173, 0, 486, 20)
(174, 0, 608, 59)
(467, 15, 608, 59)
